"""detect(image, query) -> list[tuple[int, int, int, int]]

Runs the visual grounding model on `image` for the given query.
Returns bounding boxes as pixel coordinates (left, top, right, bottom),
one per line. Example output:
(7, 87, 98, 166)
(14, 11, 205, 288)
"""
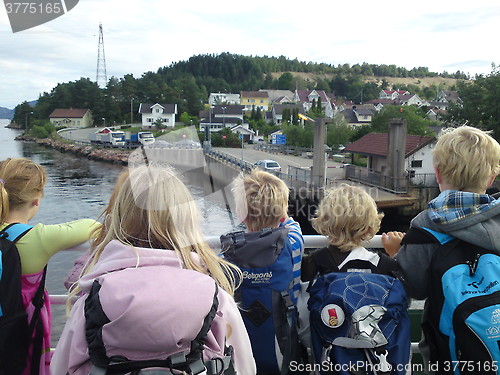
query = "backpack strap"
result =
(311, 246, 341, 275)
(1, 223, 46, 375)
(401, 226, 455, 246)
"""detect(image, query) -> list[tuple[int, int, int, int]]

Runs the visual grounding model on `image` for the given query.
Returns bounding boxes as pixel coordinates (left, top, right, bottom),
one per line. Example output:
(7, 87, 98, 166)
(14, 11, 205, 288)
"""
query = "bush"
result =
(31, 125, 49, 139)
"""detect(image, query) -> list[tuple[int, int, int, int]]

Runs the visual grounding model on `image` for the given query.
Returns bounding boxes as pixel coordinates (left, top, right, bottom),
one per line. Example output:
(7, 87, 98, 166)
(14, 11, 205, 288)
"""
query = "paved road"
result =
(214, 147, 347, 180)
(58, 127, 103, 143)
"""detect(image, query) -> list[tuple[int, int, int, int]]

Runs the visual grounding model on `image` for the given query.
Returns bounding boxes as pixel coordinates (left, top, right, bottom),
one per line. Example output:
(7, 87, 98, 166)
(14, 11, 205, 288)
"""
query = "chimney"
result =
(387, 118, 407, 192)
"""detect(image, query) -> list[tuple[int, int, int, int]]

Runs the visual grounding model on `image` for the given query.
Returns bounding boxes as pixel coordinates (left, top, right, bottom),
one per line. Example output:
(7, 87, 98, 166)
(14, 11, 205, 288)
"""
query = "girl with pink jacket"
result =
(51, 163, 256, 375)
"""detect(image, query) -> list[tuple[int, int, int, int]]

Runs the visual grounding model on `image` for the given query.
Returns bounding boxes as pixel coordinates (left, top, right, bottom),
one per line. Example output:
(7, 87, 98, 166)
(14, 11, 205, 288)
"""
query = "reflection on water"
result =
(0, 121, 238, 345)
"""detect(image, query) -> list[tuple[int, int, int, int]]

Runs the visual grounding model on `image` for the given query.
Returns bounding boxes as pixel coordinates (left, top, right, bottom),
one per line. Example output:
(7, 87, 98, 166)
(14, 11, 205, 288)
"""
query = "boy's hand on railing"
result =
(381, 231, 405, 257)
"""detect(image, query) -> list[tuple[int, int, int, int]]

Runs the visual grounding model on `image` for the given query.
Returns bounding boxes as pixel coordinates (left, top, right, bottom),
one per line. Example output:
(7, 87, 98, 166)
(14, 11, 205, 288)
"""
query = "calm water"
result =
(0, 119, 237, 344)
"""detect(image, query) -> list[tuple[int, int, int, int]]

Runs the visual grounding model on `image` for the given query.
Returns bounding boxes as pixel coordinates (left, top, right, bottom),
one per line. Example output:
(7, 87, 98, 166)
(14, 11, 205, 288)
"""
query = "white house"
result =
(208, 93, 240, 105)
(344, 132, 436, 185)
(230, 123, 256, 142)
(379, 89, 410, 100)
(139, 103, 177, 129)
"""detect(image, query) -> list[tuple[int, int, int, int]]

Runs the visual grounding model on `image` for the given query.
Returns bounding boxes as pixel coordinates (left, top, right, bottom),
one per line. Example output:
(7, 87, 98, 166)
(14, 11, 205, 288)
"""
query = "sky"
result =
(0, 0, 499, 109)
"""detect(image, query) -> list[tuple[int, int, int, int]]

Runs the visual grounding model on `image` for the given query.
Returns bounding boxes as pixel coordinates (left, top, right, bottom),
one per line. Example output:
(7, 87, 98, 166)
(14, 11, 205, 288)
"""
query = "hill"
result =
(0, 106, 14, 119)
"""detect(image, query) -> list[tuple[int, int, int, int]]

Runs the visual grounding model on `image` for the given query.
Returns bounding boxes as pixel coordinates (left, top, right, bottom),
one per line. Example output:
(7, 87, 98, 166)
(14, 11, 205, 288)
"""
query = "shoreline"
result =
(15, 135, 132, 165)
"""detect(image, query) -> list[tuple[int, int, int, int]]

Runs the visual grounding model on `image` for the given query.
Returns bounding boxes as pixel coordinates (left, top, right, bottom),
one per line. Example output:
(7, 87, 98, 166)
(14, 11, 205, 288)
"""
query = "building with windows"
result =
(49, 108, 93, 128)
(240, 91, 269, 111)
(139, 103, 177, 129)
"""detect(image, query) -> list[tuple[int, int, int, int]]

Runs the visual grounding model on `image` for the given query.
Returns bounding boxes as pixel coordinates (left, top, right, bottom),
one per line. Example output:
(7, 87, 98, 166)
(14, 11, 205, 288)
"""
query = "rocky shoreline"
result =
(15, 135, 132, 164)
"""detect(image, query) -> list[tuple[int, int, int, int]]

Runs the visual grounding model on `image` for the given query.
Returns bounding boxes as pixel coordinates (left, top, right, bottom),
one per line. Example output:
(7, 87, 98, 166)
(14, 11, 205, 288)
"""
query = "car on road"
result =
(254, 159, 281, 172)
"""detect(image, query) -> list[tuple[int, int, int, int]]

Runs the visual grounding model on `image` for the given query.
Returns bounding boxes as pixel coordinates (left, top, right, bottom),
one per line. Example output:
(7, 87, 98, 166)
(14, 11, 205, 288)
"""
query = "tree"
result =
(326, 116, 354, 148)
(370, 105, 436, 136)
(446, 65, 500, 140)
(277, 72, 294, 90)
(12, 101, 34, 129)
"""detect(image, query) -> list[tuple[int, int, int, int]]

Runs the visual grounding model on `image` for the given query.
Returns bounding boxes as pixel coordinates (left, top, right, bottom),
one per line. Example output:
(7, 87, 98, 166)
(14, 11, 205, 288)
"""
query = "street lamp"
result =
(25, 111, 33, 130)
(240, 133, 244, 170)
(102, 117, 106, 128)
(130, 97, 134, 125)
(221, 106, 226, 129)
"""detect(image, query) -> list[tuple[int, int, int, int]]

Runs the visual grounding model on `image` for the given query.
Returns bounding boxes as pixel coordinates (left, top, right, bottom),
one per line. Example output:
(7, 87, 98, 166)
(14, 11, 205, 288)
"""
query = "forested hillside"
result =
(11, 53, 473, 129)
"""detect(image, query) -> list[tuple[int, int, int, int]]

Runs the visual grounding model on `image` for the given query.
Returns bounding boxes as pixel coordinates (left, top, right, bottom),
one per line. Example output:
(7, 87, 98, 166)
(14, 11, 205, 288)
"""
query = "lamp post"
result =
(130, 97, 134, 125)
(25, 111, 33, 130)
(240, 133, 244, 170)
(102, 117, 106, 128)
(221, 106, 226, 129)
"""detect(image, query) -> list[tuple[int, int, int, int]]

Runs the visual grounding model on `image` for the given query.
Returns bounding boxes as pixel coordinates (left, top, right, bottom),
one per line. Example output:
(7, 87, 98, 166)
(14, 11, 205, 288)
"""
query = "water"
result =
(0, 119, 237, 344)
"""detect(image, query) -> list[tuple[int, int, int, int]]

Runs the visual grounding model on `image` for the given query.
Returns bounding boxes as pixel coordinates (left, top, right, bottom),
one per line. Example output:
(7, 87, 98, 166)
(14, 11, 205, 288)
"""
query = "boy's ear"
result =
(33, 198, 40, 207)
(434, 167, 443, 185)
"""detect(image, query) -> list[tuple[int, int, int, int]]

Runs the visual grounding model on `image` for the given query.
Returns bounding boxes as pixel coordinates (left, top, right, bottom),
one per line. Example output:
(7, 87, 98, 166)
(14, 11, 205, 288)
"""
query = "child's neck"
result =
(4, 209, 33, 224)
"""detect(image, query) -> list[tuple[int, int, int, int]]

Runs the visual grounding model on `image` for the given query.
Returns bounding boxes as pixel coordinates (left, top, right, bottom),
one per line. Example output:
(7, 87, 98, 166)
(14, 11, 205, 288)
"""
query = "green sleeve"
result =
(17, 219, 100, 274)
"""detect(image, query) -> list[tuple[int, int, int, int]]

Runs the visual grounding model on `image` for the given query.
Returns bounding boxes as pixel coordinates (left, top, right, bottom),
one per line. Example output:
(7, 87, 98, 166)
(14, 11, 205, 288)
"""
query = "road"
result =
(214, 146, 347, 180)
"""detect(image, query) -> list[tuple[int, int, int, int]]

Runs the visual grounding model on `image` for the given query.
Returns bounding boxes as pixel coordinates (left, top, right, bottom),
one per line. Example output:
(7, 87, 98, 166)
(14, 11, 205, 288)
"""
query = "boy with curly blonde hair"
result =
(301, 183, 398, 281)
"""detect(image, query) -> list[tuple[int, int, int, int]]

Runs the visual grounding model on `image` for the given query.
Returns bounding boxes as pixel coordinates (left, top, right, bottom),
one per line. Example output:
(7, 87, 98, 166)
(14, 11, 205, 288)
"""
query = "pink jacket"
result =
(51, 240, 256, 374)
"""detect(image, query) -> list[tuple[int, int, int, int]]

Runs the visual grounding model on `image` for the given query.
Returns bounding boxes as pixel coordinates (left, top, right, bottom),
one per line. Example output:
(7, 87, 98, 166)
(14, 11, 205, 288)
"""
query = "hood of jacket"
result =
(79, 240, 226, 362)
(412, 190, 500, 252)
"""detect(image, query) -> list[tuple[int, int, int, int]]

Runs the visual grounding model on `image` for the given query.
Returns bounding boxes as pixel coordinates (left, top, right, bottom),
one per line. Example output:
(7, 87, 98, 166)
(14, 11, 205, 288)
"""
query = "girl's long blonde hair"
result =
(69, 163, 240, 306)
(0, 158, 46, 223)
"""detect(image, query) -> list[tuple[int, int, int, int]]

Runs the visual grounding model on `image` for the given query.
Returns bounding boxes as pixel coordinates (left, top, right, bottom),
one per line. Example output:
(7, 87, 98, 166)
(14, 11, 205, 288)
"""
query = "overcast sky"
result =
(0, 0, 498, 109)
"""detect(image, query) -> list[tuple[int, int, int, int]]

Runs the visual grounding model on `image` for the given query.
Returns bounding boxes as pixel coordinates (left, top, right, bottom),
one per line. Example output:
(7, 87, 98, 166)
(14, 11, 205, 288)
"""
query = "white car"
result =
(254, 159, 281, 172)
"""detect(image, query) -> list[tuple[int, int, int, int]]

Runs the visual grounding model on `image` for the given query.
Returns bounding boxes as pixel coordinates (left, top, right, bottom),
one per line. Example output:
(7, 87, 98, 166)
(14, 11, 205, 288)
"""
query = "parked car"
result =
(254, 159, 281, 172)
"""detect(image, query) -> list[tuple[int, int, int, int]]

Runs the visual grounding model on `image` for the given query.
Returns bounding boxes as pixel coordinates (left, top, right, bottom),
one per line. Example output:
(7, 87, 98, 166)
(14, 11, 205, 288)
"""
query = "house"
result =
(240, 91, 269, 111)
(271, 104, 305, 125)
(293, 89, 336, 118)
(230, 123, 256, 142)
(199, 105, 245, 132)
(139, 103, 177, 129)
(344, 132, 436, 185)
(340, 105, 377, 127)
(426, 108, 448, 121)
(49, 108, 92, 128)
(395, 94, 427, 107)
(379, 89, 410, 100)
(437, 90, 461, 105)
(208, 93, 240, 105)
(260, 90, 295, 105)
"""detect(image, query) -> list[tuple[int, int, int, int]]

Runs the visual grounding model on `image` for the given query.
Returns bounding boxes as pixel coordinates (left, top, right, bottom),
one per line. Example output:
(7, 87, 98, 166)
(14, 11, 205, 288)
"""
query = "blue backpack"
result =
(403, 227, 500, 374)
(221, 227, 301, 374)
(307, 249, 411, 375)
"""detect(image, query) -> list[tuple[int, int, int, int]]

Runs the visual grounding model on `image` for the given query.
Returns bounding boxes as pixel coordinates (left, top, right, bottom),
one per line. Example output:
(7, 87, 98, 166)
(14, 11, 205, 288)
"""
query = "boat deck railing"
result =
(48, 234, 422, 354)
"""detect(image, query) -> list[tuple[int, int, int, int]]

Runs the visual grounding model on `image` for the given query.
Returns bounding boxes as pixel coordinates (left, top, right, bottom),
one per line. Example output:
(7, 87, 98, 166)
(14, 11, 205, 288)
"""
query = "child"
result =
(224, 168, 304, 374)
(0, 157, 99, 375)
(232, 168, 304, 298)
(382, 125, 500, 372)
(51, 163, 256, 375)
(302, 184, 410, 375)
(302, 183, 399, 281)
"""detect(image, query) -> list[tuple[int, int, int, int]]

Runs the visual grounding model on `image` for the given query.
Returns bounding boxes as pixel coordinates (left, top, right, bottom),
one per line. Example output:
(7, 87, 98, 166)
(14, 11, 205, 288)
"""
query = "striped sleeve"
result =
(281, 217, 304, 301)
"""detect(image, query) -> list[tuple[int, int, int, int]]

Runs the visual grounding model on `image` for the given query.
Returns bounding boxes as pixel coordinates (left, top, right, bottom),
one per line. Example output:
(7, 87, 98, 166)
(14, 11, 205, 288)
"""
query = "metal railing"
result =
(49, 234, 421, 354)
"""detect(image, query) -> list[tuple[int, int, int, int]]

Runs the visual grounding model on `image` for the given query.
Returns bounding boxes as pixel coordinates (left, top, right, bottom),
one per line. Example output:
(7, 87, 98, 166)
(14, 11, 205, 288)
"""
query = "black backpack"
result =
(402, 227, 500, 374)
(0, 223, 47, 375)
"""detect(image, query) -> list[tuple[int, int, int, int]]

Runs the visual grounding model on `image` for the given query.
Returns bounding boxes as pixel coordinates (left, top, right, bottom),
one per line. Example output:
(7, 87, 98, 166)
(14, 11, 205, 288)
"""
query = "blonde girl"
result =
(0, 158, 98, 375)
(52, 162, 255, 375)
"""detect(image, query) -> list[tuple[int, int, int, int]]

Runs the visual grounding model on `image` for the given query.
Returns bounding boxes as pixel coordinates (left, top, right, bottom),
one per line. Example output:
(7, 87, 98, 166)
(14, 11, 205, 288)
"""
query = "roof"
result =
(272, 103, 304, 115)
(294, 89, 332, 103)
(240, 91, 268, 98)
(211, 105, 245, 115)
(49, 108, 89, 118)
(139, 103, 177, 114)
(344, 133, 435, 158)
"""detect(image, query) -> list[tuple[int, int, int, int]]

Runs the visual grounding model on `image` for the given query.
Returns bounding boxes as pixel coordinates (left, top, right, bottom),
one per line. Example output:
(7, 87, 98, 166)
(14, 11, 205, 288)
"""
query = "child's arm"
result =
(281, 217, 305, 299)
(19, 219, 100, 274)
(381, 231, 405, 257)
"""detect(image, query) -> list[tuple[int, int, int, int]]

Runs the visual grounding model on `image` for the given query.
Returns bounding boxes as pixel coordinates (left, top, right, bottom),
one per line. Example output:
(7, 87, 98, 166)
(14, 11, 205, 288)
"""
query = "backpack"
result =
(402, 227, 500, 374)
(85, 280, 236, 375)
(220, 227, 301, 374)
(307, 248, 411, 375)
(0, 223, 47, 375)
